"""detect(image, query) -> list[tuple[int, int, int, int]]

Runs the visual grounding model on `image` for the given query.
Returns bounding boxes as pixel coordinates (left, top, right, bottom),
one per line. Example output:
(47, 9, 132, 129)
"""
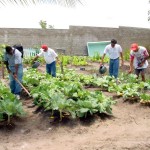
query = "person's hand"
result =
(128, 69, 133, 74)
(138, 62, 144, 67)
(7, 69, 11, 74)
(13, 73, 17, 78)
(121, 60, 124, 67)
(99, 63, 103, 67)
(57, 60, 61, 64)
(31, 60, 35, 65)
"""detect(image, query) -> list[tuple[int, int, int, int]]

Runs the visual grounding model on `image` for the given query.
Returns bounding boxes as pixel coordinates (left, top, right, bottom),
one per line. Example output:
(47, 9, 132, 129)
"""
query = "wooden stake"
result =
(2, 60, 4, 79)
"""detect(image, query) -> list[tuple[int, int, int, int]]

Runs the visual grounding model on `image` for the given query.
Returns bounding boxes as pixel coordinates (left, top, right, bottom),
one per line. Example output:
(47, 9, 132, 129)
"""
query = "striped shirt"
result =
(130, 46, 149, 69)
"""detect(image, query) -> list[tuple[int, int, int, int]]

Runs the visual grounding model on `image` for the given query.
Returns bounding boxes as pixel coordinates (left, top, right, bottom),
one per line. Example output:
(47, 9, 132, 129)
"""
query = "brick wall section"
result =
(70, 26, 119, 55)
(0, 26, 150, 55)
(0, 28, 71, 54)
(118, 26, 150, 51)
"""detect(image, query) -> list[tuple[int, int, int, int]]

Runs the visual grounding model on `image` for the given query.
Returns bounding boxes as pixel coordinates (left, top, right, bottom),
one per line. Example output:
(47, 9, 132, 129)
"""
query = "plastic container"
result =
(99, 65, 107, 74)
(32, 61, 40, 68)
(87, 41, 111, 57)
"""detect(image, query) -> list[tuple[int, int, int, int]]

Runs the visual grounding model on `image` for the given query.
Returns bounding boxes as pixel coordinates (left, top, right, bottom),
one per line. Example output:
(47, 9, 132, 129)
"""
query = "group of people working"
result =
(100, 39, 149, 82)
(3, 39, 149, 99)
(4, 44, 58, 99)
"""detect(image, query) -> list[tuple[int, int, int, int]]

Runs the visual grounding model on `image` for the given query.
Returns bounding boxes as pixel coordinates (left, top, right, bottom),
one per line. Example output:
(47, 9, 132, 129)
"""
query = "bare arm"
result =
(120, 52, 124, 66)
(4, 61, 11, 73)
(128, 58, 134, 73)
(100, 53, 106, 66)
(138, 50, 149, 67)
(32, 55, 39, 63)
(142, 51, 149, 62)
(13, 64, 19, 78)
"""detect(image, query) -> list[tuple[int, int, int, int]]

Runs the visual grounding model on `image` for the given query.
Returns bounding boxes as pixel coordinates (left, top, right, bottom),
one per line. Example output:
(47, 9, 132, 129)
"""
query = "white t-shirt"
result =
(38, 48, 58, 64)
(130, 46, 149, 69)
(104, 44, 122, 59)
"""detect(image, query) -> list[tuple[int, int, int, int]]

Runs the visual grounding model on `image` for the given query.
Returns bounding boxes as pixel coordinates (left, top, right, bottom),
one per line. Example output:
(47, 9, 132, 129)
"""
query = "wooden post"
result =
(2, 60, 4, 79)
(60, 55, 64, 75)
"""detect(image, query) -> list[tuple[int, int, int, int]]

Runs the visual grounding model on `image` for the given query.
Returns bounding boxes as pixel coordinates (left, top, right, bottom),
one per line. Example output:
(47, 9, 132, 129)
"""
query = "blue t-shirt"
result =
(4, 48, 22, 66)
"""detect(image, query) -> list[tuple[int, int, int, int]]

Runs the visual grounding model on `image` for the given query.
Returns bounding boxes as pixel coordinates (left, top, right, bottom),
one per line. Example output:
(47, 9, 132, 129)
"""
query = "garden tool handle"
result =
(14, 77, 31, 97)
(10, 72, 31, 97)
(60, 61, 64, 74)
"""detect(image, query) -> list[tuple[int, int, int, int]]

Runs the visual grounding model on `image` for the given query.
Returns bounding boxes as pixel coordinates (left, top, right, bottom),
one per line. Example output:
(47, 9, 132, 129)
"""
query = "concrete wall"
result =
(70, 26, 119, 55)
(118, 26, 150, 50)
(0, 26, 150, 55)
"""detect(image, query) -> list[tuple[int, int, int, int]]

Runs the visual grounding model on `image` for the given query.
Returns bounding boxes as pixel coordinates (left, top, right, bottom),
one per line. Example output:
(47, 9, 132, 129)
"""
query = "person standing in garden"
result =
(100, 39, 124, 78)
(32, 44, 58, 77)
(4, 46, 23, 100)
(128, 43, 149, 82)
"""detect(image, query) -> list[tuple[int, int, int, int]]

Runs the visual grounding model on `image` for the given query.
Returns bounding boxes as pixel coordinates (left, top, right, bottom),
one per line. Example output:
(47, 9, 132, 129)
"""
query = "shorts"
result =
(135, 68, 145, 75)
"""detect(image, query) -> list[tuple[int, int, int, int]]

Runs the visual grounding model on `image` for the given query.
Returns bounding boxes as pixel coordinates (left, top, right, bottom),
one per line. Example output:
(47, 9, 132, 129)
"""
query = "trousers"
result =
(46, 61, 56, 77)
(109, 58, 119, 78)
(9, 64, 23, 95)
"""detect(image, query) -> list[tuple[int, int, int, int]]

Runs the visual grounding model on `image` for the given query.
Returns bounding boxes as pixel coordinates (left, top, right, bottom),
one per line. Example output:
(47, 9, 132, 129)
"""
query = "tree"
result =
(0, 0, 83, 7)
(48, 25, 54, 29)
(39, 20, 47, 29)
(39, 20, 55, 29)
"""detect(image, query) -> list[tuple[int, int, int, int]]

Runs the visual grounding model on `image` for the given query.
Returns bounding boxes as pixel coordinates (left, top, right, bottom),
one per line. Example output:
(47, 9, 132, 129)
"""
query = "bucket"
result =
(32, 61, 40, 68)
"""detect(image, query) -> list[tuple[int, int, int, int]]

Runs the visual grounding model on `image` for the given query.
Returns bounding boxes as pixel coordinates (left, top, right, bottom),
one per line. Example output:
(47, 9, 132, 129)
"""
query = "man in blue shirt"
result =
(4, 46, 23, 99)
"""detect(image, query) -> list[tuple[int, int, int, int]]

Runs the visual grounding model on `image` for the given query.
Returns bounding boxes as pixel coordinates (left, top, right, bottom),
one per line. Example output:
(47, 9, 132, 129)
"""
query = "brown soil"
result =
(0, 62, 150, 150)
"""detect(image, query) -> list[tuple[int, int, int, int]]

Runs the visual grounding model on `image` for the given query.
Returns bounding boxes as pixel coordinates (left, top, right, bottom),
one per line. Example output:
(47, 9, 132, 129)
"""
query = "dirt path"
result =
(0, 91, 150, 150)
(0, 64, 150, 150)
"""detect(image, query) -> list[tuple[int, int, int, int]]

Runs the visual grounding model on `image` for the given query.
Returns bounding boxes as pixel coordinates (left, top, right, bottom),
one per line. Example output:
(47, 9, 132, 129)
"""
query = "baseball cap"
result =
(130, 43, 138, 51)
(41, 44, 48, 50)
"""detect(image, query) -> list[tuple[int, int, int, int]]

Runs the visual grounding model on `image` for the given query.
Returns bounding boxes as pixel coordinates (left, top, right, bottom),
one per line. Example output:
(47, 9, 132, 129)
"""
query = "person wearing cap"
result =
(128, 43, 149, 81)
(100, 39, 124, 78)
(32, 45, 58, 77)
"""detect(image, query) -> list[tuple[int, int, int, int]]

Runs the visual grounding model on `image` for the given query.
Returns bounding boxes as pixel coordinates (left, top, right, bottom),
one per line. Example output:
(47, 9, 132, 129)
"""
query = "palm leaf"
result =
(0, 0, 83, 7)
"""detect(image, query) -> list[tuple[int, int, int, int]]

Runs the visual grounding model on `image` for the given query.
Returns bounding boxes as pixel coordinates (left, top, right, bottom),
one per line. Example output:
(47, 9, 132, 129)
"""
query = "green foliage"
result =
(72, 56, 88, 66)
(123, 49, 130, 61)
(0, 44, 5, 65)
(22, 58, 150, 110)
(23, 56, 45, 65)
(0, 0, 83, 7)
(0, 82, 25, 123)
(39, 20, 47, 29)
(89, 53, 109, 63)
(39, 20, 54, 29)
(59, 55, 71, 66)
(140, 93, 150, 102)
(23, 69, 115, 119)
(89, 52, 101, 62)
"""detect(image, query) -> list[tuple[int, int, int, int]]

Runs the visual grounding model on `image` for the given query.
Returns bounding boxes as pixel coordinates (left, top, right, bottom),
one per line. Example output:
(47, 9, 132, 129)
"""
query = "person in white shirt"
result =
(100, 39, 124, 78)
(33, 44, 58, 77)
(128, 43, 149, 81)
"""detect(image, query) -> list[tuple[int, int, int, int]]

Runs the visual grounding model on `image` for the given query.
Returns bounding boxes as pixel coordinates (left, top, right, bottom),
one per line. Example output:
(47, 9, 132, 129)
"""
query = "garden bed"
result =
(0, 62, 150, 150)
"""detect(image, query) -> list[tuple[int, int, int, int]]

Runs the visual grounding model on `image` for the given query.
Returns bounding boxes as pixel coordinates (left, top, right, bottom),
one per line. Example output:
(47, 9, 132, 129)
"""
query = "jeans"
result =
(109, 58, 119, 78)
(46, 61, 56, 77)
(9, 64, 23, 95)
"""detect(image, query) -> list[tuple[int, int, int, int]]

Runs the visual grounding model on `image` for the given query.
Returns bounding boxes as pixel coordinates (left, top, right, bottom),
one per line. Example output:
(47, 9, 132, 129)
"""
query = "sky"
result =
(0, 0, 149, 29)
